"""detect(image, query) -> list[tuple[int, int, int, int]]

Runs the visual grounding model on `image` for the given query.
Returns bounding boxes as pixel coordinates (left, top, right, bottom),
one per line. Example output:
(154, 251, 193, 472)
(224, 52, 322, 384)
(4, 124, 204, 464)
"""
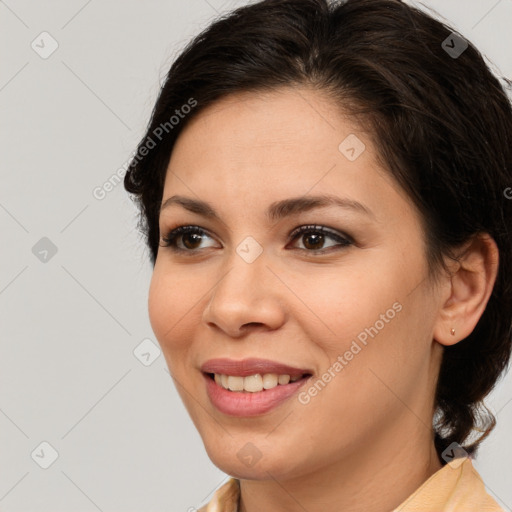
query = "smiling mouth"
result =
(205, 372, 312, 393)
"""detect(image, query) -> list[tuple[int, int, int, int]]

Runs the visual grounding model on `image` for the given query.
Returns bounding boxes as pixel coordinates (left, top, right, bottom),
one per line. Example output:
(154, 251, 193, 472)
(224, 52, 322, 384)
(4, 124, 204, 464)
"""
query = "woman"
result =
(124, 0, 512, 510)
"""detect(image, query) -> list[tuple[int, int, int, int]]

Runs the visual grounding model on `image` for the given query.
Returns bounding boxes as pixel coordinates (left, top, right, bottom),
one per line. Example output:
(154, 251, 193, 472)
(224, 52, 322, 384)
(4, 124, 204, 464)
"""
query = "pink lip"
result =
(203, 373, 311, 416)
(200, 357, 311, 378)
(200, 358, 313, 417)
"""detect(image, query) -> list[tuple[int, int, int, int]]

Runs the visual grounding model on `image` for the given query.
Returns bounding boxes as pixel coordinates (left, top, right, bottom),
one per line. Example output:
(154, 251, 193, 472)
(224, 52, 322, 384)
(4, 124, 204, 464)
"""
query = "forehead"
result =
(171, 87, 355, 158)
(161, 87, 412, 224)
(167, 88, 361, 179)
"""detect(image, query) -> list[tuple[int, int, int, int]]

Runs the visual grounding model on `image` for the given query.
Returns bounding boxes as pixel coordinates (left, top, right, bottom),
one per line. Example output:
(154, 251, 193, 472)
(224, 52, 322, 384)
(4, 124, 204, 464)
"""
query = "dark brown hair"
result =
(124, 0, 512, 460)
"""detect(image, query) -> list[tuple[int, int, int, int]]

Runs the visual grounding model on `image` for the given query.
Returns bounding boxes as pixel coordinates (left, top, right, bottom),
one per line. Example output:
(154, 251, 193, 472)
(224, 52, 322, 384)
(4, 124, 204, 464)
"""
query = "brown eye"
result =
(301, 232, 326, 250)
(160, 226, 217, 252)
(289, 225, 353, 253)
(180, 232, 204, 250)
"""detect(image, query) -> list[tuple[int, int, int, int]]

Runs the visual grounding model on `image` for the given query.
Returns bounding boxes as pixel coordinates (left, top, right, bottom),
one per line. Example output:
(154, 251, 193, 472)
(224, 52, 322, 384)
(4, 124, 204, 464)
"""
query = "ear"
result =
(433, 233, 499, 347)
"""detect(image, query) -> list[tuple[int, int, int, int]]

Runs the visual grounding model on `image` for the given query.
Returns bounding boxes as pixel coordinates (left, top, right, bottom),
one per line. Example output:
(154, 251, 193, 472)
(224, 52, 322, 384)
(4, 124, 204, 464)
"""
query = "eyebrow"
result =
(160, 194, 374, 222)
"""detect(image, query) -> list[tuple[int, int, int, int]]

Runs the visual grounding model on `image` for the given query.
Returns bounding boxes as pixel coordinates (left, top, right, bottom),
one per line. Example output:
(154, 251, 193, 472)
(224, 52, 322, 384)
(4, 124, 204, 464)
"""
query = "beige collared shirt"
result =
(197, 457, 504, 512)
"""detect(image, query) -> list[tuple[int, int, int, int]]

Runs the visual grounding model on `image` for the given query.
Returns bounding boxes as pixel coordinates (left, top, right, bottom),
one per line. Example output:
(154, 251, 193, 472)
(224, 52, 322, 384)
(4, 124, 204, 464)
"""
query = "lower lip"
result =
(203, 373, 310, 417)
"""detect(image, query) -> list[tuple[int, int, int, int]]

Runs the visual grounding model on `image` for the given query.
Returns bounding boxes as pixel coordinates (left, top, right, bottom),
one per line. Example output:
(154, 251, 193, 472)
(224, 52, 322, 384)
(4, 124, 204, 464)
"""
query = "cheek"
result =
(147, 269, 165, 343)
(312, 254, 431, 385)
(296, 260, 406, 350)
(148, 266, 194, 353)
(308, 305, 428, 438)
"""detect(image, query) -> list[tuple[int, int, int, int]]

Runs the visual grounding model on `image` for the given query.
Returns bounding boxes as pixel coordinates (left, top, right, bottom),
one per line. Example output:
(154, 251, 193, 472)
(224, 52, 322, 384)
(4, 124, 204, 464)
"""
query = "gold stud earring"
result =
(450, 328, 455, 336)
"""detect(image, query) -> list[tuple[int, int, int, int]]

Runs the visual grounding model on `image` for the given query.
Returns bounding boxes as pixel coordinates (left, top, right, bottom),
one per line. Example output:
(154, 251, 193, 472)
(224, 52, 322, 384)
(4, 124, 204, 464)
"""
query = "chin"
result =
(203, 439, 277, 478)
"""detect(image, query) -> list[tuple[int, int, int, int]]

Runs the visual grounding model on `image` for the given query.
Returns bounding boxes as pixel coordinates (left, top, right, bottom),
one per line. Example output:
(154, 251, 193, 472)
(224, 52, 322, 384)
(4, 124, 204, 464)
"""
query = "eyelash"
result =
(159, 224, 353, 255)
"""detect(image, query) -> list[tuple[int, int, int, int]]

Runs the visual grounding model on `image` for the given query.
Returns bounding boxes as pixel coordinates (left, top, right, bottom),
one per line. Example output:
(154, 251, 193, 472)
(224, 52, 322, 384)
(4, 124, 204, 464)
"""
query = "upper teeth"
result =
(214, 373, 303, 392)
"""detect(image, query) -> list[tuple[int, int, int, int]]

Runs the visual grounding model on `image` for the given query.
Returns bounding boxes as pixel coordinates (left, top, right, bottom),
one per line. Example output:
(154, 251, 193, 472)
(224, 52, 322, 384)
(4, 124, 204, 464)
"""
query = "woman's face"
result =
(149, 87, 445, 480)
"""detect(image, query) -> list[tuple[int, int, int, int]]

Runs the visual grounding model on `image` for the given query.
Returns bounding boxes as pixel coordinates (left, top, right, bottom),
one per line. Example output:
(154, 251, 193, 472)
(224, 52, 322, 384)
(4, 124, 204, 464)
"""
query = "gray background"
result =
(0, 0, 511, 510)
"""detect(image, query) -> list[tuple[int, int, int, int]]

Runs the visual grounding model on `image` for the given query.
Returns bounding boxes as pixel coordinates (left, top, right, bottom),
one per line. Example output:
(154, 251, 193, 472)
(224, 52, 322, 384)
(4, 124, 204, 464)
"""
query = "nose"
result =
(201, 250, 286, 338)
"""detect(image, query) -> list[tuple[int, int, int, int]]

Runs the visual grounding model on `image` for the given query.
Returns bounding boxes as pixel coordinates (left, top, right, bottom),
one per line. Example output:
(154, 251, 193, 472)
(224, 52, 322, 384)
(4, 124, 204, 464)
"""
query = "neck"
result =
(238, 424, 443, 512)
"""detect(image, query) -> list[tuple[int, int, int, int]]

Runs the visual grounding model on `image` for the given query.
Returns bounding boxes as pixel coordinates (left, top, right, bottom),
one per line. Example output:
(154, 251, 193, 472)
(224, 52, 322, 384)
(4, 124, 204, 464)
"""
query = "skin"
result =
(148, 86, 499, 512)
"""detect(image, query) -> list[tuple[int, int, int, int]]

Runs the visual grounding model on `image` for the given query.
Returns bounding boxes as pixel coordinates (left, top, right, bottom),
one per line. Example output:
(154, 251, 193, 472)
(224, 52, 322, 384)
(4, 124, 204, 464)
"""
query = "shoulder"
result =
(393, 457, 504, 511)
(457, 458, 504, 511)
(197, 478, 240, 512)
